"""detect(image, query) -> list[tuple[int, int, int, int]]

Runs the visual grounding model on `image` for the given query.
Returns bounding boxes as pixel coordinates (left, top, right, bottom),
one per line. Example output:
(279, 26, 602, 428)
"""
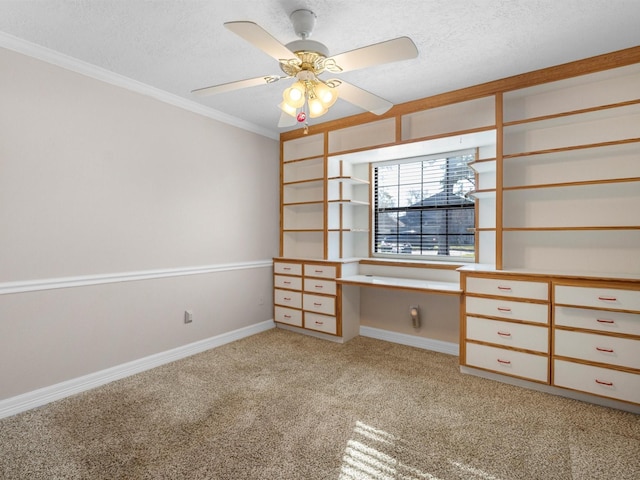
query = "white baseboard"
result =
(359, 326, 459, 356)
(0, 320, 275, 419)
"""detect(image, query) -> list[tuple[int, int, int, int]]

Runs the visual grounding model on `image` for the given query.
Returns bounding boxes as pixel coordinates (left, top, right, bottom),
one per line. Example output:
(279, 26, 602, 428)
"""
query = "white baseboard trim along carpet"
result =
(359, 326, 459, 357)
(0, 320, 275, 419)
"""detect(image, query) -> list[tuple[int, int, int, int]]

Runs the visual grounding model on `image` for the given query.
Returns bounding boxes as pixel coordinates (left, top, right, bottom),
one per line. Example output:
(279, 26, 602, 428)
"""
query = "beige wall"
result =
(360, 288, 460, 344)
(0, 47, 279, 400)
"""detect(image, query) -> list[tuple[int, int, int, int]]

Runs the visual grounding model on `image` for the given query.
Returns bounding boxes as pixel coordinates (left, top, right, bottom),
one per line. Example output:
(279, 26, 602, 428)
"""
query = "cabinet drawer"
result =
(303, 293, 335, 315)
(274, 262, 302, 276)
(466, 316, 548, 353)
(274, 275, 302, 290)
(554, 359, 640, 405)
(274, 289, 302, 309)
(274, 306, 302, 327)
(466, 296, 549, 324)
(466, 342, 549, 383)
(305, 312, 337, 335)
(304, 264, 337, 279)
(555, 285, 640, 312)
(304, 278, 336, 295)
(554, 329, 640, 370)
(466, 276, 548, 300)
(555, 306, 640, 336)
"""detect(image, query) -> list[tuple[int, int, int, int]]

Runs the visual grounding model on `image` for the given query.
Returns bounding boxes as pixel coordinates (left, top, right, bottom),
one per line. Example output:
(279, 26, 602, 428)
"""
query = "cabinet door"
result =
(555, 285, 640, 311)
(554, 359, 640, 405)
(274, 307, 303, 327)
(466, 343, 549, 383)
(303, 294, 336, 315)
(554, 330, 640, 369)
(466, 296, 549, 324)
(304, 264, 337, 279)
(467, 277, 548, 300)
(466, 316, 548, 353)
(274, 289, 302, 309)
(304, 312, 337, 335)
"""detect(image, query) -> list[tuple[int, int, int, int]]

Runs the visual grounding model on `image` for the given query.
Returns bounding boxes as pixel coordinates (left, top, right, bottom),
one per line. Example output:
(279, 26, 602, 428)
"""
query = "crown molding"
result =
(0, 31, 278, 140)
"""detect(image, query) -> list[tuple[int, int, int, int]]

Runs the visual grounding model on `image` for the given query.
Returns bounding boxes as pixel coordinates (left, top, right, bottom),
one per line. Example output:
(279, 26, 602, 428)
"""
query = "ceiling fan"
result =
(192, 9, 419, 129)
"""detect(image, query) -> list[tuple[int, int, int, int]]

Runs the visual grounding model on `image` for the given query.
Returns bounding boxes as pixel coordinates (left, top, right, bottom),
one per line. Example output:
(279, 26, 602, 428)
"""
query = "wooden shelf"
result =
(502, 138, 640, 160)
(503, 99, 640, 129)
(503, 176, 640, 191)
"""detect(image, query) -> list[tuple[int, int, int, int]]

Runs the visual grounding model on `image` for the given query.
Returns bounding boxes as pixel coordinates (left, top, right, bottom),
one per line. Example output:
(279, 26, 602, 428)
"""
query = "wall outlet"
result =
(184, 310, 193, 324)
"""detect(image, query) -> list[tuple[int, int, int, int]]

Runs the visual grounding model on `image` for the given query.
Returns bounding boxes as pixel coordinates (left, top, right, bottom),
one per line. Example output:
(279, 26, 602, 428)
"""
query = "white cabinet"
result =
(462, 272, 550, 383)
(273, 259, 358, 341)
(552, 280, 640, 405)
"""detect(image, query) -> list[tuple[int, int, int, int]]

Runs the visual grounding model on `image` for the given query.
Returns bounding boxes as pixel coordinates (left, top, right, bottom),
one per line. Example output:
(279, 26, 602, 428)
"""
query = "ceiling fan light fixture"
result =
(308, 97, 328, 118)
(314, 81, 338, 108)
(282, 81, 306, 108)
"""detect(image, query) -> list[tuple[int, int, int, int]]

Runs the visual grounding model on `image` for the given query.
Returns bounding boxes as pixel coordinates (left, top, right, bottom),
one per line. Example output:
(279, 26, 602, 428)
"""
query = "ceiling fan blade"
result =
(278, 110, 298, 128)
(192, 75, 283, 97)
(327, 37, 418, 73)
(336, 81, 393, 115)
(224, 21, 295, 61)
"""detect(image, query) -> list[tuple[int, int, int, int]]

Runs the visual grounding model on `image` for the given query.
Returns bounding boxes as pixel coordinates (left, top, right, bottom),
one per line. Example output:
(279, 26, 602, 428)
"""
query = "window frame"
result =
(371, 148, 477, 262)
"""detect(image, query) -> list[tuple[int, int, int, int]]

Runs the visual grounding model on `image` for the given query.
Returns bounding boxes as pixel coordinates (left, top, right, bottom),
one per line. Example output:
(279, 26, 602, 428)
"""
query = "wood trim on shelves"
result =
(502, 177, 640, 191)
(502, 99, 640, 127)
(502, 138, 640, 160)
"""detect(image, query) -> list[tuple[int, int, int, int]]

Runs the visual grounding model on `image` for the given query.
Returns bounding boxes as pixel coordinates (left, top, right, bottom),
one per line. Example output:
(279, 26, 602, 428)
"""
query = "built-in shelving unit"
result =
(500, 62, 640, 275)
(277, 47, 640, 410)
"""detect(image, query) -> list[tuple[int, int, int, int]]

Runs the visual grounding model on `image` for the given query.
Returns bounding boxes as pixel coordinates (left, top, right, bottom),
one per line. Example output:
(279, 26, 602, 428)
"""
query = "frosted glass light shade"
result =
(283, 81, 305, 108)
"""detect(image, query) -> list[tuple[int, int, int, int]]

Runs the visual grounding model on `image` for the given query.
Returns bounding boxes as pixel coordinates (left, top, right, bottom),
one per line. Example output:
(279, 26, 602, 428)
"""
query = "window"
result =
(373, 150, 476, 260)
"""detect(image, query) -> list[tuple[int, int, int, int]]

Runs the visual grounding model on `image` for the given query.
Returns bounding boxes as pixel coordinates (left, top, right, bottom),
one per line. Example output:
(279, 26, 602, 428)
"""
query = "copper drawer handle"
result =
(283, 267, 292, 271)
(598, 296, 617, 302)
(315, 321, 324, 325)
(315, 270, 324, 273)
(313, 302, 322, 306)
(283, 281, 292, 284)
(283, 315, 291, 319)
(596, 347, 614, 353)
(596, 318, 615, 324)
(315, 285, 323, 289)
(497, 331, 511, 337)
(497, 307, 512, 312)
(497, 358, 511, 365)
(498, 286, 512, 291)
(595, 379, 614, 387)
(283, 297, 291, 301)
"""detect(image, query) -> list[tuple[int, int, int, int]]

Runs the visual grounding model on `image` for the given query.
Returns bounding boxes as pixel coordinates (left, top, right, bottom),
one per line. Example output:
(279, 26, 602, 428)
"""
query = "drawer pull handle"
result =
(497, 358, 511, 365)
(598, 296, 617, 302)
(498, 286, 512, 291)
(595, 379, 614, 387)
(284, 315, 291, 319)
(315, 285, 323, 289)
(283, 281, 291, 284)
(315, 270, 323, 273)
(596, 318, 615, 324)
(314, 302, 322, 306)
(497, 307, 512, 312)
(497, 331, 511, 337)
(284, 297, 291, 301)
(596, 347, 614, 353)
(315, 321, 324, 325)
(283, 267, 291, 271)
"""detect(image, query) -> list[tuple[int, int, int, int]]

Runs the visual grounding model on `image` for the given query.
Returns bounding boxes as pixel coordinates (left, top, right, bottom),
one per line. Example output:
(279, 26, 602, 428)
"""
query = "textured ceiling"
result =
(1, 0, 639, 138)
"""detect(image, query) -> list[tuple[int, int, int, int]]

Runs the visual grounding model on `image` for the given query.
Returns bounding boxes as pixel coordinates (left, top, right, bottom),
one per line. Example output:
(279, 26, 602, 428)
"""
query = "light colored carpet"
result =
(0, 328, 638, 479)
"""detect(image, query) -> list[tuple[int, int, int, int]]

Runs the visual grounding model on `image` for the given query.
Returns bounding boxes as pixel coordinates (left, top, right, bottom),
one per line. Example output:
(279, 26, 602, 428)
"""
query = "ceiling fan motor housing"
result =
(290, 9, 316, 39)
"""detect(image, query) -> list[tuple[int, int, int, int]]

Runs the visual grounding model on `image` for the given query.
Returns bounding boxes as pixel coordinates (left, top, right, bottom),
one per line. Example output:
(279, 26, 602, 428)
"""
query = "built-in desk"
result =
(338, 275, 461, 295)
